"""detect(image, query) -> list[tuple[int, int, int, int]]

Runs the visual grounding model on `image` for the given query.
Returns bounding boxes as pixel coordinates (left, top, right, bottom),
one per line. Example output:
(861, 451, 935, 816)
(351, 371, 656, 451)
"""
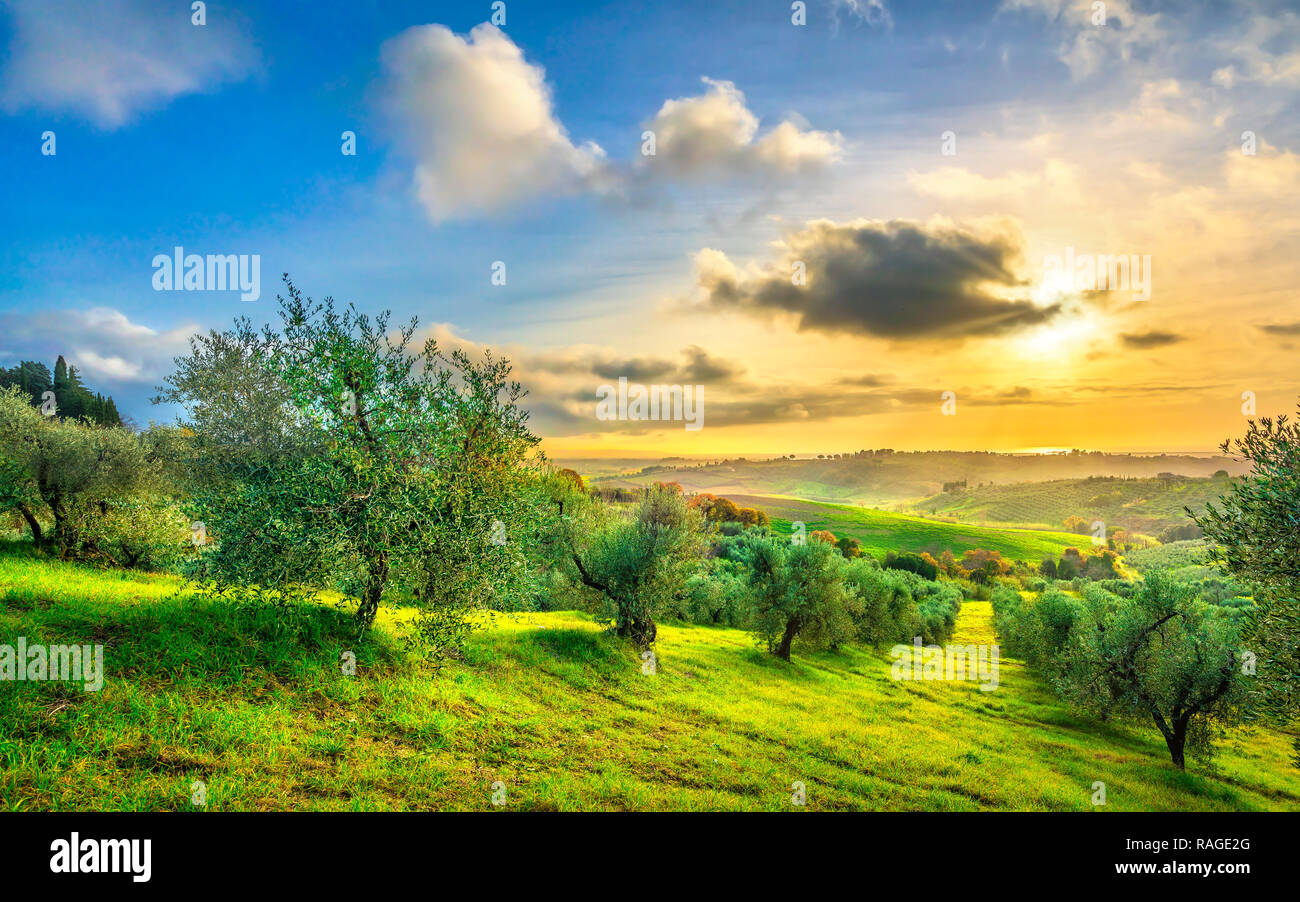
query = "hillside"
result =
(727, 495, 1085, 562)
(6, 550, 1294, 811)
(588, 451, 1246, 507)
(908, 474, 1231, 535)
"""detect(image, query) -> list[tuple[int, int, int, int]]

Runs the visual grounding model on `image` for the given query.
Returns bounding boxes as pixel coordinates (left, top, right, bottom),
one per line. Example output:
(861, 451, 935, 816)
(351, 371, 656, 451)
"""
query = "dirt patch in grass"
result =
(112, 741, 217, 775)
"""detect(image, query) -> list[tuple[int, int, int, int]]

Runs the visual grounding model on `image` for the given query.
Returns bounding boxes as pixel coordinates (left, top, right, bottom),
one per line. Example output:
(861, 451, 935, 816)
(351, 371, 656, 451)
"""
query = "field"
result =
(6, 547, 1295, 811)
(728, 495, 1086, 562)
(908, 475, 1230, 535)
(590, 453, 1246, 508)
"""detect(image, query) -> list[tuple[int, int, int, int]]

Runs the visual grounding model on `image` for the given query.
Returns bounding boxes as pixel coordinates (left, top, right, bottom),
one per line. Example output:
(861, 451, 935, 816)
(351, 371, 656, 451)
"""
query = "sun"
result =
(1015, 312, 1100, 359)
(1031, 267, 1074, 306)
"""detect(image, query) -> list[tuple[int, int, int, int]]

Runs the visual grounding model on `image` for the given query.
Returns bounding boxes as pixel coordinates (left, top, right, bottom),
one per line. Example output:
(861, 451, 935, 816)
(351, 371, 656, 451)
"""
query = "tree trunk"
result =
(46, 491, 74, 558)
(775, 618, 799, 661)
(18, 505, 41, 549)
(1154, 713, 1188, 769)
(617, 615, 656, 648)
(1163, 729, 1186, 769)
(356, 551, 389, 626)
(569, 552, 658, 647)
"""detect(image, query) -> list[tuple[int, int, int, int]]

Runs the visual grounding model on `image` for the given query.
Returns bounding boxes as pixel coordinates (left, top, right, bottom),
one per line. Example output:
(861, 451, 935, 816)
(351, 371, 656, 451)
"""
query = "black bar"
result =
(0, 811, 1283, 890)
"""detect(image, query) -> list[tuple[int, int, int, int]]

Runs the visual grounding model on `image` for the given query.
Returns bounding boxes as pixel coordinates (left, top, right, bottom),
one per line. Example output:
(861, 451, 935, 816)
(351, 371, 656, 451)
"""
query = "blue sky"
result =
(1, 0, 1298, 454)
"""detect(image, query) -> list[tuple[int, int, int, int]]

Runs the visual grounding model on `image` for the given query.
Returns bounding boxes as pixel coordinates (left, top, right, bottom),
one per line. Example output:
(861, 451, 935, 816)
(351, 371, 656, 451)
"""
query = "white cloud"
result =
(642, 78, 843, 179)
(1001, 0, 1163, 80)
(379, 26, 842, 220)
(0, 307, 197, 385)
(73, 351, 144, 382)
(1213, 12, 1300, 88)
(906, 160, 1083, 205)
(380, 23, 610, 223)
(1225, 141, 1300, 195)
(1102, 78, 1196, 132)
(0, 0, 257, 129)
(830, 0, 893, 29)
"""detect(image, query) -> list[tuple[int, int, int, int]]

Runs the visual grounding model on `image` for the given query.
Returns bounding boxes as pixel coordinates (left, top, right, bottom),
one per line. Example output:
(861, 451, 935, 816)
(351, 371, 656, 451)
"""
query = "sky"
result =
(0, 0, 1297, 457)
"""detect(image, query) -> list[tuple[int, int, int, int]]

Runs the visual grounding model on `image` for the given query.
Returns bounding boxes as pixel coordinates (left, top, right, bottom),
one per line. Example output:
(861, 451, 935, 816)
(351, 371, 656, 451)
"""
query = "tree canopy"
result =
(1, 356, 122, 426)
(156, 276, 546, 652)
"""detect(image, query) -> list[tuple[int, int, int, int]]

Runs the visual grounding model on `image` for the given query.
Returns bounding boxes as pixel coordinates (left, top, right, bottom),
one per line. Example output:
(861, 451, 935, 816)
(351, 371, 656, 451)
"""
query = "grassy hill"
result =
(728, 495, 1085, 562)
(6, 549, 1295, 810)
(590, 452, 1246, 507)
(908, 475, 1231, 535)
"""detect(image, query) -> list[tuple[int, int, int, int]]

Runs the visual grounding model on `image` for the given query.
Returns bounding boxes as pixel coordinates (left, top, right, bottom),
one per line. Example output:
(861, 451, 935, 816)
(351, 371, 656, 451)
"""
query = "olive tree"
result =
(566, 484, 705, 647)
(156, 277, 545, 648)
(1056, 573, 1246, 769)
(0, 387, 183, 562)
(747, 535, 859, 661)
(1193, 404, 1300, 759)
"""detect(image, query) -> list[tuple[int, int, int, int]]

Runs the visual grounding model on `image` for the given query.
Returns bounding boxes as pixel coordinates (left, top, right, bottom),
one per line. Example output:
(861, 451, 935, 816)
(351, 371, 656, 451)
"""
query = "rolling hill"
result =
(907, 474, 1231, 535)
(586, 451, 1246, 508)
(725, 495, 1086, 562)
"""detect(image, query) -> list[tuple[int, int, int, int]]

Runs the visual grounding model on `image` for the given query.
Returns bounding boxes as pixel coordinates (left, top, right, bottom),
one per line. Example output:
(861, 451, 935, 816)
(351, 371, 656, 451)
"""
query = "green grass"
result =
(3, 547, 1297, 811)
(729, 494, 1086, 562)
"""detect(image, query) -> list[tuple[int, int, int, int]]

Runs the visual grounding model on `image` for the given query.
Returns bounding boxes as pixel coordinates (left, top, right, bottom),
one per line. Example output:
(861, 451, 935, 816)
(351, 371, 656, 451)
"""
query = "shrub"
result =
(673, 564, 753, 628)
(844, 562, 961, 647)
(836, 535, 863, 558)
(884, 550, 938, 581)
(992, 586, 1088, 668)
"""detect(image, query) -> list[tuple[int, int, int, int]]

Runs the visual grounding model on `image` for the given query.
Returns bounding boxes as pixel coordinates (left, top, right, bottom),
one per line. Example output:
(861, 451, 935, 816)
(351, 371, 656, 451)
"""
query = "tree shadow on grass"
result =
(7, 586, 408, 689)
(734, 647, 824, 682)
(470, 625, 641, 690)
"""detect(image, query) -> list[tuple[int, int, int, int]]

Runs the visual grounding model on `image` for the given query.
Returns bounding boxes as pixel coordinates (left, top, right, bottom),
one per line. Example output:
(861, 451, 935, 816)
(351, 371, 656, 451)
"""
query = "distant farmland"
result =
(907, 475, 1229, 535)
(728, 495, 1084, 562)
(587, 452, 1245, 508)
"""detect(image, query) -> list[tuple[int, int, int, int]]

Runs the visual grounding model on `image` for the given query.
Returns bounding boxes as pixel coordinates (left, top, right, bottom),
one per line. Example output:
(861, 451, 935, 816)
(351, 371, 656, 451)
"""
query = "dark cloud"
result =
(1073, 382, 1219, 395)
(1258, 321, 1300, 336)
(677, 346, 745, 382)
(1120, 330, 1186, 349)
(418, 324, 1070, 440)
(694, 218, 1059, 341)
(536, 345, 746, 386)
(538, 379, 1066, 436)
(838, 373, 892, 387)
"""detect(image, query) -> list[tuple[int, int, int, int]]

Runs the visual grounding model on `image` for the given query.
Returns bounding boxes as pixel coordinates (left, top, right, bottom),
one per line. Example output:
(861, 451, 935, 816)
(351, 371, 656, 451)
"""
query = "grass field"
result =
(908, 476, 1229, 534)
(728, 494, 1086, 562)
(4, 548, 1297, 811)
